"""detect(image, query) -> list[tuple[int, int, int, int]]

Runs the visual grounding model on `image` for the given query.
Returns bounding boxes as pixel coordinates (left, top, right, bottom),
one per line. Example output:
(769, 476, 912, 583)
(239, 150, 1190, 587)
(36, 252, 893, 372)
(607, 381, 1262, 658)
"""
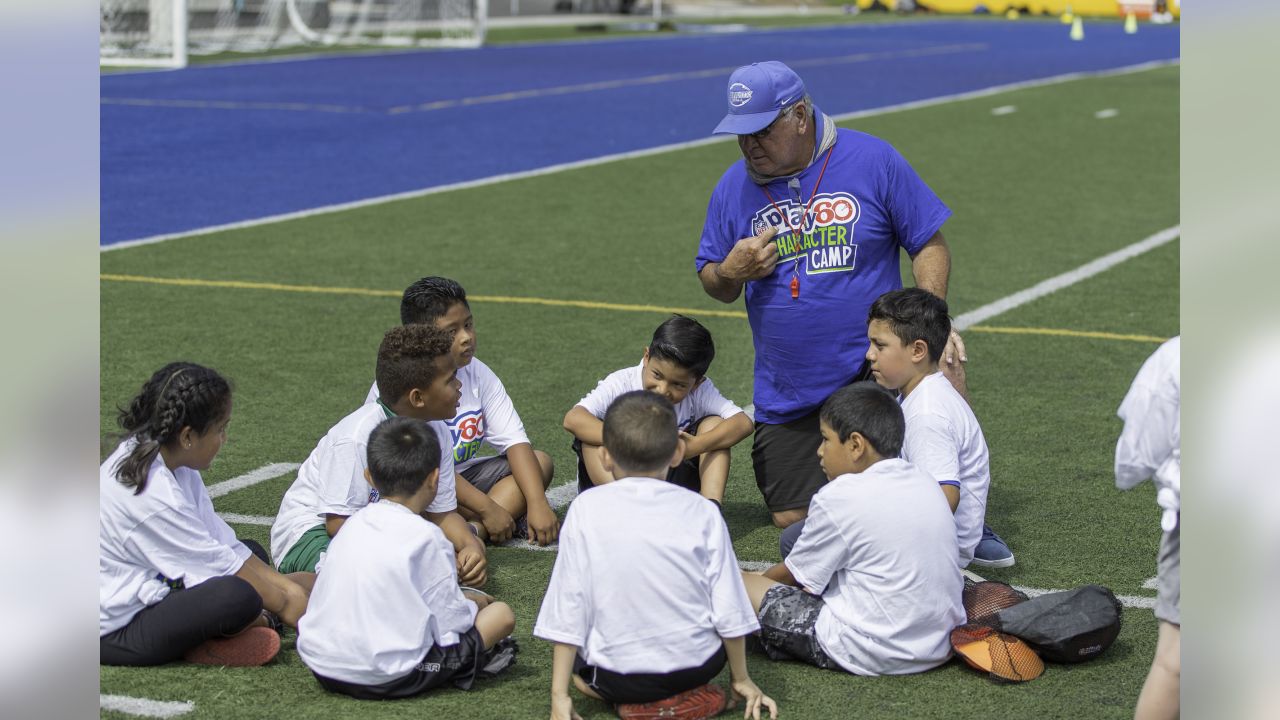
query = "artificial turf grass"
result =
(99, 66, 1178, 718)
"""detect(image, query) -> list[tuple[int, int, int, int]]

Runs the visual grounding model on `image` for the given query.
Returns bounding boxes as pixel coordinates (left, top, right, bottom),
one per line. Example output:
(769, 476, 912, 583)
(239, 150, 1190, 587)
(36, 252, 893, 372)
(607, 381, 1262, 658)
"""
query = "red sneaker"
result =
(184, 626, 281, 667)
(616, 684, 729, 720)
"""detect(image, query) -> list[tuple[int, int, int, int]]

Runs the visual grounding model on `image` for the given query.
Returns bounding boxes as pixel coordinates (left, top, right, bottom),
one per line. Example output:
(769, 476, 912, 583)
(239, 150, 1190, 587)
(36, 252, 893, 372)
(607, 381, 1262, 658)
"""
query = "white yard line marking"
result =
(217, 512, 275, 526)
(207, 463, 301, 498)
(545, 482, 579, 510)
(100, 695, 194, 719)
(102, 59, 1177, 252)
(1143, 576, 1159, 590)
(991, 105, 1018, 115)
(384, 44, 987, 114)
(1095, 108, 1120, 119)
(953, 225, 1180, 331)
(101, 97, 370, 113)
(1013, 584, 1157, 610)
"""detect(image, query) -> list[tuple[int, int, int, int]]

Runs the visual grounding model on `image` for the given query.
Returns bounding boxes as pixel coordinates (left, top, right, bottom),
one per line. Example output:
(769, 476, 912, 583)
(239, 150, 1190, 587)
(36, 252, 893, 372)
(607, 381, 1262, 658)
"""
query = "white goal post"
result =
(101, 0, 489, 69)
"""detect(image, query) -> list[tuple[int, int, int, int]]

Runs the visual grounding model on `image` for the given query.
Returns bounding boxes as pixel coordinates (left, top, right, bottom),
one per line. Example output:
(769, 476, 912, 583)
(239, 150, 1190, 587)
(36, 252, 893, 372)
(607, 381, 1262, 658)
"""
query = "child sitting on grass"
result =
(100, 362, 311, 667)
(271, 323, 487, 587)
(299, 416, 517, 699)
(538, 391, 776, 720)
(563, 315, 752, 509)
(742, 382, 964, 676)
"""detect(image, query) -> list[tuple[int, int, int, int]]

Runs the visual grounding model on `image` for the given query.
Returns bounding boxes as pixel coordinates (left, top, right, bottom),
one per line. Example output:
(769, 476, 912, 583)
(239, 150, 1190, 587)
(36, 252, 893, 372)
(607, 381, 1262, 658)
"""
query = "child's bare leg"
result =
(1135, 621, 1180, 720)
(579, 444, 613, 486)
(741, 572, 781, 615)
(285, 571, 316, 593)
(474, 601, 516, 650)
(489, 449, 556, 519)
(572, 674, 605, 700)
(694, 416, 731, 502)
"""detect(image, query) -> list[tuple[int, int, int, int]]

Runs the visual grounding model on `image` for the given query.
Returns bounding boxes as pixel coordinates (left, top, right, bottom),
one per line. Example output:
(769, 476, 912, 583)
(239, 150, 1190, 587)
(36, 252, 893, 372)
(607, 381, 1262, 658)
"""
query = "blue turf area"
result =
(100, 20, 1179, 246)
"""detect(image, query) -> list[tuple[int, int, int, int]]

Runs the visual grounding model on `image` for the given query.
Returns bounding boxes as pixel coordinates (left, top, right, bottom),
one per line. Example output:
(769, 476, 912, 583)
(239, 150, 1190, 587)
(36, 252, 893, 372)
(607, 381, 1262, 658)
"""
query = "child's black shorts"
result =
(313, 627, 491, 700)
(573, 416, 707, 494)
(573, 645, 726, 704)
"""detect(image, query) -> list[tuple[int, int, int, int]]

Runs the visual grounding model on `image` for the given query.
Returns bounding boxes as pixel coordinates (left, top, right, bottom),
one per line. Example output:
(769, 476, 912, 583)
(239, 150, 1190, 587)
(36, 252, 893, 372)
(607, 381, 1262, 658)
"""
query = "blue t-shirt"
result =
(696, 125, 950, 424)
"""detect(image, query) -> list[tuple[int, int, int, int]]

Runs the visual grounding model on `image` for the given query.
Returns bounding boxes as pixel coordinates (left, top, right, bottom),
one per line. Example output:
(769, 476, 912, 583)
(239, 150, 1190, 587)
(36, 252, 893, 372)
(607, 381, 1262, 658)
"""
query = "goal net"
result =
(101, 0, 488, 68)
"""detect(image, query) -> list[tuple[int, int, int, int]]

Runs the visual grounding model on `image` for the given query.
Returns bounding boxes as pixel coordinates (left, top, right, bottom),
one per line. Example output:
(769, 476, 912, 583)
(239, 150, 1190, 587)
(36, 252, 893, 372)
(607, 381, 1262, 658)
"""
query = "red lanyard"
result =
(761, 147, 834, 300)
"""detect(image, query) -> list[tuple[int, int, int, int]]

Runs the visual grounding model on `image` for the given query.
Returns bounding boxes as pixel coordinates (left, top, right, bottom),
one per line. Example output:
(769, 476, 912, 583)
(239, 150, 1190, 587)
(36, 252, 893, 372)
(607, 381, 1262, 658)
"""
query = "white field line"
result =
(102, 59, 1178, 252)
(100, 695, 194, 718)
(218, 512, 275, 526)
(1095, 108, 1120, 119)
(207, 462, 300, 498)
(991, 105, 1018, 115)
(1143, 576, 1159, 589)
(952, 225, 1180, 331)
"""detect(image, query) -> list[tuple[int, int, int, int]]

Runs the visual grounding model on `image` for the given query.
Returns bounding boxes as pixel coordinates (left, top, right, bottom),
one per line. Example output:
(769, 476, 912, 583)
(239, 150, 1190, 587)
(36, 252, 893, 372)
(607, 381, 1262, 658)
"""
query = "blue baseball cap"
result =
(712, 61, 806, 136)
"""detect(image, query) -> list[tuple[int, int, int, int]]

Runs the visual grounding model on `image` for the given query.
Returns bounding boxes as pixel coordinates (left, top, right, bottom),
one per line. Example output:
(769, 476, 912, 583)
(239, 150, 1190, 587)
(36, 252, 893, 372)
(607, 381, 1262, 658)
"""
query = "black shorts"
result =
(752, 363, 872, 513)
(573, 417, 706, 495)
(313, 627, 491, 700)
(459, 455, 512, 494)
(756, 585, 838, 671)
(573, 646, 726, 704)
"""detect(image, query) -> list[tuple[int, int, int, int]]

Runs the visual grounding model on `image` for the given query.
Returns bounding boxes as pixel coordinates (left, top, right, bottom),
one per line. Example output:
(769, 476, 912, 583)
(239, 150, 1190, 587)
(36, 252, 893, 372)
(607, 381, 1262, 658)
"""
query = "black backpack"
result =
(992, 585, 1123, 663)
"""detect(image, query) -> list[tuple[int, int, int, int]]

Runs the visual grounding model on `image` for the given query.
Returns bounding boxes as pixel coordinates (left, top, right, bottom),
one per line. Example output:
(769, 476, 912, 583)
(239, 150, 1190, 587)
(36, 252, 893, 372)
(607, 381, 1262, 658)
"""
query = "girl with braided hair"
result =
(100, 362, 312, 666)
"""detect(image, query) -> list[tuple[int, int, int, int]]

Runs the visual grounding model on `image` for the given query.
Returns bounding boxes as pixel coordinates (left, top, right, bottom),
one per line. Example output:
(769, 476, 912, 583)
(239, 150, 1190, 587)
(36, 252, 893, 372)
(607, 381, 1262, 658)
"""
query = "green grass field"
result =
(99, 61, 1179, 719)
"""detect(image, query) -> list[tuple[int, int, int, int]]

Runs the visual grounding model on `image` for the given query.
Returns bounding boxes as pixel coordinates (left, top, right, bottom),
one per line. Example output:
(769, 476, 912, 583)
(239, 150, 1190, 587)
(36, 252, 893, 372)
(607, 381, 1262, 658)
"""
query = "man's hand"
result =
(731, 678, 778, 720)
(551, 693, 582, 720)
(940, 329, 968, 398)
(480, 501, 516, 544)
(718, 226, 779, 284)
(526, 499, 560, 546)
(456, 544, 488, 588)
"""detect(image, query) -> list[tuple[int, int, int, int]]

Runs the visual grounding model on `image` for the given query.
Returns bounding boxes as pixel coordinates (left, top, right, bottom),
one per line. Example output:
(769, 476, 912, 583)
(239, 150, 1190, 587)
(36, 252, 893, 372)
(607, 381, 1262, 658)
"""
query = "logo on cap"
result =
(728, 82, 753, 108)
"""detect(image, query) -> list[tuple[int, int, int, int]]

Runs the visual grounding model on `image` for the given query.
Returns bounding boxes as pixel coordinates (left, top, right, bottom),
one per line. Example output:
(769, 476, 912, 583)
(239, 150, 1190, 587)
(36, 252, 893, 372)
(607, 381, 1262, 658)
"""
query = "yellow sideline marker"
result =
(100, 274, 1168, 343)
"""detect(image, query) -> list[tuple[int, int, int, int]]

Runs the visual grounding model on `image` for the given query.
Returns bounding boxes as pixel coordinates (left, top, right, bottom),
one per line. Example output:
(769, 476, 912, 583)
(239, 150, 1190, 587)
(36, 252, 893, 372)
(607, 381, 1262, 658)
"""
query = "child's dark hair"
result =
(867, 288, 951, 365)
(401, 276, 468, 326)
(820, 382, 905, 458)
(367, 416, 442, 498)
(649, 314, 715, 378)
(114, 362, 232, 494)
(376, 324, 456, 403)
(603, 391, 678, 474)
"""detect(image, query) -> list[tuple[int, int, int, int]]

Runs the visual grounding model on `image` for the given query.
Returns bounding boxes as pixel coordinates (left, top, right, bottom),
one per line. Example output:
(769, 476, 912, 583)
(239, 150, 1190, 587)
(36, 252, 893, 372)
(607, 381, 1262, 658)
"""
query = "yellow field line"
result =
(968, 325, 1167, 343)
(100, 274, 1167, 342)
(99, 273, 750, 319)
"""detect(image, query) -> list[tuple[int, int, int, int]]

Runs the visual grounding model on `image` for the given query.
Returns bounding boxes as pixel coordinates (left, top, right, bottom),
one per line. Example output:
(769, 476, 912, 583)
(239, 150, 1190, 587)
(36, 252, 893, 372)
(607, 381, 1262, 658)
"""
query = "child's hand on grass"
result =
(551, 692, 581, 720)
(480, 502, 516, 543)
(731, 678, 778, 720)
(527, 500, 560, 546)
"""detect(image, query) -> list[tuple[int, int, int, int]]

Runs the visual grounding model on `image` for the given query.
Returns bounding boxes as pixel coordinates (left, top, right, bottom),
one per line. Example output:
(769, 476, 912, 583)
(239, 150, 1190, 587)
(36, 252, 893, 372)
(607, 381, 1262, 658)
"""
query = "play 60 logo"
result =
(450, 410, 485, 463)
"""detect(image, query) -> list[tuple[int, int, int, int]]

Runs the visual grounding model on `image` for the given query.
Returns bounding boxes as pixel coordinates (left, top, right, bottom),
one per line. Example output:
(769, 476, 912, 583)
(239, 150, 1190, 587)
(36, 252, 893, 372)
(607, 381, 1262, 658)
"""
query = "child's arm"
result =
(723, 636, 778, 720)
(762, 561, 798, 586)
(426, 510, 488, 588)
(508, 442, 560, 545)
(235, 555, 310, 628)
(550, 642, 583, 720)
(562, 406, 604, 445)
(323, 513, 348, 537)
(681, 411, 753, 458)
(940, 484, 960, 513)
(455, 474, 517, 543)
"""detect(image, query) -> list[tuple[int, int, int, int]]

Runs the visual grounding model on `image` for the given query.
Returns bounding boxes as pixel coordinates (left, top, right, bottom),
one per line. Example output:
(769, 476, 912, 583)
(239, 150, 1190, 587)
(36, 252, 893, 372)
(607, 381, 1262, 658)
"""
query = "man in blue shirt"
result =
(695, 61, 1010, 568)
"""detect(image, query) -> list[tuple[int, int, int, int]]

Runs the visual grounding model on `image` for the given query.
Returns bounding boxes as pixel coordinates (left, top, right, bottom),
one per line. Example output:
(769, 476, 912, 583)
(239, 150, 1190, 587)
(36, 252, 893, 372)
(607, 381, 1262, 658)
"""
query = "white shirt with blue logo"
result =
(365, 357, 530, 471)
(575, 363, 744, 431)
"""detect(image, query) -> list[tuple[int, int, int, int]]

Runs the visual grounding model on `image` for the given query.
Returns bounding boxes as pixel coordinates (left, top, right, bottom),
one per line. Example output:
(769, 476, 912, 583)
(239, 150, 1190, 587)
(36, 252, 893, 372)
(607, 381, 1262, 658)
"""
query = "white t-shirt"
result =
(270, 402, 456, 566)
(576, 363, 744, 431)
(99, 439, 252, 635)
(899, 371, 991, 567)
(297, 501, 478, 685)
(785, 458, 965, 676)
(366, 357, 530, 472)
(1116, 336, 1180, 530)
(534, 477, 759, 673)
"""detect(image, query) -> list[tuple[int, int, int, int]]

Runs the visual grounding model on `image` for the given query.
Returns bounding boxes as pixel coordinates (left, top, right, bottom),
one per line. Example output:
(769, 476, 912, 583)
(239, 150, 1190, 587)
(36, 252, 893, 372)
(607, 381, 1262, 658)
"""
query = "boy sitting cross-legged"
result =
(298, 416, 517, 699)
(271, 323, 488, 587)
(742, 382, 965, 676)
(367, 277, 558, 546)
(563, 315, 753, 509)
(538, 391, 777, 720)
